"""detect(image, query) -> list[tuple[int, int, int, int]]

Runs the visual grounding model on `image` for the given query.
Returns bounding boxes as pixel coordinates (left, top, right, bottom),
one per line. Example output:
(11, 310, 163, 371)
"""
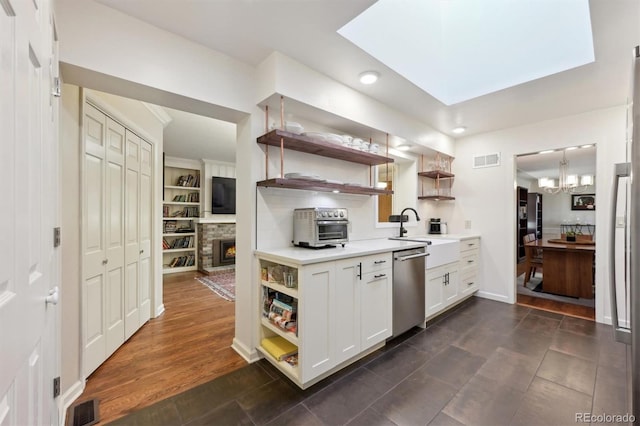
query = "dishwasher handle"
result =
(395, 252, 430, 261)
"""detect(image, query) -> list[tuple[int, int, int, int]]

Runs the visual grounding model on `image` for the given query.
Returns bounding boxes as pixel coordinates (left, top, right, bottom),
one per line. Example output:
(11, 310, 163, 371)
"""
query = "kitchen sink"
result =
(388, 236, 460, 268)
(388, 236, 434, 243)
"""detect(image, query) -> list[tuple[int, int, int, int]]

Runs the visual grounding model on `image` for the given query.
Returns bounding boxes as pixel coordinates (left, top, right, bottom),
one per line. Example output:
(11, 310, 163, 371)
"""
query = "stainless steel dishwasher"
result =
(392, 247, 428, 337)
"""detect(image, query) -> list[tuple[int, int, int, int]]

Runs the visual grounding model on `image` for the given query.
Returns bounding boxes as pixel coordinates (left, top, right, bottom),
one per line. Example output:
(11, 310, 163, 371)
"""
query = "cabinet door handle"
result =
(468, 281, 474, 286)
(102, 259, 108, 265)
(374, 260, 386, 264)
(467, 260, 474, 264)
(140, 249, 144, 254)
(374, 274, 386, 279)
(357, 262, 362, 280)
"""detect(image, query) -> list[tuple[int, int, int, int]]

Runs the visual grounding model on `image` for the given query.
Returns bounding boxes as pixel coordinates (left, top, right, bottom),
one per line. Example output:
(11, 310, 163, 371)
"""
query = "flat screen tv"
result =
(211, 176, 236, 214)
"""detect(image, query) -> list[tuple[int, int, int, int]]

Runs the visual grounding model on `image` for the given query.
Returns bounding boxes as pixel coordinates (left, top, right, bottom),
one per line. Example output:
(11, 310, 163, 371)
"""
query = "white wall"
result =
(452, 106, 626, 323)
(55, 0, 256, 122)
(201, 158, 237, 222)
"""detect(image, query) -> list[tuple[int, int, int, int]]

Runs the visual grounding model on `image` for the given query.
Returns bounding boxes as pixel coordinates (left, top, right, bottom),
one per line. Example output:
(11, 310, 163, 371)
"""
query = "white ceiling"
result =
(95, 0, 638, 168)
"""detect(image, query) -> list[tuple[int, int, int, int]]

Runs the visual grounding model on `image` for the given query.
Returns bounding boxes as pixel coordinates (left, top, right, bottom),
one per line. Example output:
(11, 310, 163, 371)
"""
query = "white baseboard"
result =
(603, 315, 630, 328)
(231, 338, 260, 363)
(59, 380, 85, 426)
(155, 303, 165, 318)
(476, 291, 511, 303)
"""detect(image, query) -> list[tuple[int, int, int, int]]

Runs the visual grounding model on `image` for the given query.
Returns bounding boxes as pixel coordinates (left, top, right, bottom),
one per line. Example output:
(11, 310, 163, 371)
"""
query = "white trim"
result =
(59, 380, 84, 426)
(141, 102, 173, 128)
(232, 338, 260, 363)
(196, 218, 236, 224)
(602, 315, 630, 327)
(164, 155, 202, 170)
(155, 303, 165, 318)
(202, 158, 235, 167)
(84, 92, 160, 146)
(476, 291, 511, 303)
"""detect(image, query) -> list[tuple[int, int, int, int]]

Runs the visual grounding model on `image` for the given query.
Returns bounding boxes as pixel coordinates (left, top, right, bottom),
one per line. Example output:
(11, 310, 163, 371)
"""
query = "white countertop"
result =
(255, 233, 481, 266)
(255, 238, 428, 265)
(418, 233, 481, 241)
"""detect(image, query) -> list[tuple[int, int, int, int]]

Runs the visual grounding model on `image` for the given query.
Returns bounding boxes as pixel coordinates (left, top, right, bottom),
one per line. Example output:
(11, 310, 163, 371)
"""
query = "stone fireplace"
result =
(197, 222, 236, 273)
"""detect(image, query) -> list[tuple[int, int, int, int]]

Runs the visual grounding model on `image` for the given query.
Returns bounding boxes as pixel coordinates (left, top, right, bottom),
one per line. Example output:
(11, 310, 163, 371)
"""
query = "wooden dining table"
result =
(524, 238, 595, 299)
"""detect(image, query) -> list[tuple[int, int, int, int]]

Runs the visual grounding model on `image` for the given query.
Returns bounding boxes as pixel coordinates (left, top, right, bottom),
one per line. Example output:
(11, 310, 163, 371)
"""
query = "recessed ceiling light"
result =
(452, 126, 466, 134)
(359, 71, 379, 84)
(581, 144, 594, 149)
(539, 150, 555, 154)
(565, 146, 578, 150)
(396, 144, 412, 151)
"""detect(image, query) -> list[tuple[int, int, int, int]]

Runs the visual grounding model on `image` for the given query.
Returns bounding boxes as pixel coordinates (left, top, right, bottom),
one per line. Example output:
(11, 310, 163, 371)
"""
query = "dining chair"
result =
(522, 233, 543, 285)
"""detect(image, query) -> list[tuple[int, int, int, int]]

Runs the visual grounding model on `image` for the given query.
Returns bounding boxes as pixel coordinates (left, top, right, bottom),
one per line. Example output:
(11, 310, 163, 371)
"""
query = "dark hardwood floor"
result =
(72, 271, 245, 424)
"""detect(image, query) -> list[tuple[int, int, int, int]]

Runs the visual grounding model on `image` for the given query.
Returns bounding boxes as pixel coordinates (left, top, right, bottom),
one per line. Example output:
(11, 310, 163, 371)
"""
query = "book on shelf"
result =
(176, 174, 199, 187)
(284, 354, 298, 367)
(260, 336, 298, 361)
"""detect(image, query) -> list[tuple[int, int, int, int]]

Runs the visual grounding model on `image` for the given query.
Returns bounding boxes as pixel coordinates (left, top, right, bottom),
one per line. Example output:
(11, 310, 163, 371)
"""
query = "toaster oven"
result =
(293, 208, 349, 248)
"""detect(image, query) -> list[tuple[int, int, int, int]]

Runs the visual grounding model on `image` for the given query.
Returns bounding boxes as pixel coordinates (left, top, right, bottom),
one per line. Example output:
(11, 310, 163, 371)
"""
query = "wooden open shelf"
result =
(257, 129, 394, 166)
(257, 178, 393, 196)
(418, 170, 454, 179)
(418, 195, 456, 201)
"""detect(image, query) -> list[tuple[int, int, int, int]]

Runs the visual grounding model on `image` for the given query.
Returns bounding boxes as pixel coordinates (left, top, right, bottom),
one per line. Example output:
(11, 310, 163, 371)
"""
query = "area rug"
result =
(196, 270, 235, 301)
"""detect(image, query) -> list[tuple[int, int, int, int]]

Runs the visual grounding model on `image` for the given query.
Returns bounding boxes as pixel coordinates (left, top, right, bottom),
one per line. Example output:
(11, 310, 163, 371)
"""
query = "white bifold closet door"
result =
(83, 103, 152, 377)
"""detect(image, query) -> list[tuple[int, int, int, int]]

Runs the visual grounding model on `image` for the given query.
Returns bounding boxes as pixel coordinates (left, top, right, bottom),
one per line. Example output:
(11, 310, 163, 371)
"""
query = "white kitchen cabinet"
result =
(425, 262, 459, 320)
(425, 237, 480, 321)
(459, 238, 480, 297)
(257, 251, 392, 389)
(300, 262, 335, 381)
(334, 259, 361, 364)
(360, 268, 392, 350)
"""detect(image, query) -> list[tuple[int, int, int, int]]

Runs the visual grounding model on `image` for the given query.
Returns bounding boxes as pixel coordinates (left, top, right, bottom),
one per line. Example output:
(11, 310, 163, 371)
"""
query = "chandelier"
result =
(537, 151, 594, 194)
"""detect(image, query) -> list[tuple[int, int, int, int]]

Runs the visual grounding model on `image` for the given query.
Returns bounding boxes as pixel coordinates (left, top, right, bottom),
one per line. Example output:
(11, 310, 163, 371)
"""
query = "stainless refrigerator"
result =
(610, 45, 640, 420)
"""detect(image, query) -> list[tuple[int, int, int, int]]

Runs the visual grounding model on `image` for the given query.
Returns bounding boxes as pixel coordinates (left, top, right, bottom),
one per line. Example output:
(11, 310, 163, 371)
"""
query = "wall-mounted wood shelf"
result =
(257, 178, 393, 196)
(418, 195, 456, 201)
(418, 170, 454, 179)
(257, 129, 394, 166)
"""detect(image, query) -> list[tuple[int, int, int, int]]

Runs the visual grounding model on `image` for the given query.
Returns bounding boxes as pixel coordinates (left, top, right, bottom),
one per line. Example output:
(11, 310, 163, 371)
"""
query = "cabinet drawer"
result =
(460, 239, 480, 253)
(359, 253, 393, 274)
(460, 250, 478, 269)
(460, 270, 478, 295)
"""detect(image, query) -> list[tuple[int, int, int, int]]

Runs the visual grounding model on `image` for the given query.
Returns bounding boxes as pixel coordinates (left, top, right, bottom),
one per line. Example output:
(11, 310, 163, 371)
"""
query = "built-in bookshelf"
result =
(163, 157, 201, 274)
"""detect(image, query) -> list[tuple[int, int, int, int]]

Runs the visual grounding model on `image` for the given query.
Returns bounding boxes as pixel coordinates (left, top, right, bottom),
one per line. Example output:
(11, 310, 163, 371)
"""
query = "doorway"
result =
(514, 145, 596, 319)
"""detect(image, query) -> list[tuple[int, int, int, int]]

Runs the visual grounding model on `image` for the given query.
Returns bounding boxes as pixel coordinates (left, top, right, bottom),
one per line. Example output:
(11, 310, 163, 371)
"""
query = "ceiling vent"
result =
(473, 153, 501, 169)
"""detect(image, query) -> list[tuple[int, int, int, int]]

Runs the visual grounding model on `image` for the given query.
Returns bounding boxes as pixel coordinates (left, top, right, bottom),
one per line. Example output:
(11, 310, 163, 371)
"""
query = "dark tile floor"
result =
(107, 298, 630, 426)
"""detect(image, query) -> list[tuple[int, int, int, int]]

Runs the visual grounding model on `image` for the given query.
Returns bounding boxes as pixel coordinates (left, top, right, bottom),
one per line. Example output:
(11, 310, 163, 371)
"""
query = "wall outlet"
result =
(616, 216, 626, 228)
(465, 220, 472, 229)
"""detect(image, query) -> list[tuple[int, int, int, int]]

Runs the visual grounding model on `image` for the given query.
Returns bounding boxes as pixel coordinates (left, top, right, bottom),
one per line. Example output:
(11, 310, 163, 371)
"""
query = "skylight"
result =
(338, 0, 594, 105)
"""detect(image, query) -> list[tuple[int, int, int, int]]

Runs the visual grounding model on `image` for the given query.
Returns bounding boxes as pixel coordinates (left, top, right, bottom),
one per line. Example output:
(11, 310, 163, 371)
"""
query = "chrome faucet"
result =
(399, 207, 421, 237)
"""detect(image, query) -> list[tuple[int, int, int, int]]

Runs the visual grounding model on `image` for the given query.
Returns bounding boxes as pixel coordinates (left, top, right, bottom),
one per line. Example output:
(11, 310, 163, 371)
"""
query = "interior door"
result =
(0, 0, 59, 424)
(124, 130, 141, 339)
(138, 139, 152, 324)
(83, 104, 108, 375)
(105, 117, 126, 357)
